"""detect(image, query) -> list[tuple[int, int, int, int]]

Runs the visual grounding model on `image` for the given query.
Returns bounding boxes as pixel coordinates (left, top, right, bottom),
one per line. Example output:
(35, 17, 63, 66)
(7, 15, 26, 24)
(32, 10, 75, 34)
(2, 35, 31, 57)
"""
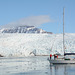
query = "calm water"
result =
(0, 56, 75, 75)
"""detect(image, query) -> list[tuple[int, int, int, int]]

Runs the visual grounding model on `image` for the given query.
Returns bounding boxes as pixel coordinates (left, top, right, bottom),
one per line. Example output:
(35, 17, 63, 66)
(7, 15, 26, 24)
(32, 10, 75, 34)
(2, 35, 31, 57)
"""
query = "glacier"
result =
(0, 33, 75, 57)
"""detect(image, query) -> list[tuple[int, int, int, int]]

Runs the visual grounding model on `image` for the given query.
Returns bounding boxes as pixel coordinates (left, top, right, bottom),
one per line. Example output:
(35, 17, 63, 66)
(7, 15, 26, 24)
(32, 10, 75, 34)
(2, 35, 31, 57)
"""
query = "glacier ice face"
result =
(0, 33, 75, 57)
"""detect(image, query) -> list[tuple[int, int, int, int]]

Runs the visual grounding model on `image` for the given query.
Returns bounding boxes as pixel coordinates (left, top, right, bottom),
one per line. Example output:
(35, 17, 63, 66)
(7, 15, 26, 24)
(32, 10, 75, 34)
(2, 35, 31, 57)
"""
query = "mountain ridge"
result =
(0, 25, 52, 34)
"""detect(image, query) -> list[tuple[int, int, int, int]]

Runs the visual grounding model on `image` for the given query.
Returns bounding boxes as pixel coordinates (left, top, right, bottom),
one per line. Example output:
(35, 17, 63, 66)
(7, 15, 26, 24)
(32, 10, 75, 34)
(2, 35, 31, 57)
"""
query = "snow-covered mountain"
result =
(0, 33, 75, 57)
(0, 26, 52, 34)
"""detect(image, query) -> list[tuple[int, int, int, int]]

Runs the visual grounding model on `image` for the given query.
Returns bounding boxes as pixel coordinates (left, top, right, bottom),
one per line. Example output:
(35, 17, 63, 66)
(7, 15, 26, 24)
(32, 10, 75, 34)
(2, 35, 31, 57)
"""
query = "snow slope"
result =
(0, 33, 75, 57)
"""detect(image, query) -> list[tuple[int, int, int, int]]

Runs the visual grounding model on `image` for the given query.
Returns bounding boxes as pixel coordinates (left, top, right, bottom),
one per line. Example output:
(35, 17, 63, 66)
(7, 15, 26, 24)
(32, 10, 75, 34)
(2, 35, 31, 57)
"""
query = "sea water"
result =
(0, 56, 75, 75)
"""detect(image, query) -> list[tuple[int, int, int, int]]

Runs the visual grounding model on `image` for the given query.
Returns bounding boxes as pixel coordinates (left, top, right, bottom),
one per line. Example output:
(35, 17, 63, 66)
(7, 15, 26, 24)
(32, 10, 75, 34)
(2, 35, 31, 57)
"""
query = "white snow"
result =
(0, 33, 75, 57)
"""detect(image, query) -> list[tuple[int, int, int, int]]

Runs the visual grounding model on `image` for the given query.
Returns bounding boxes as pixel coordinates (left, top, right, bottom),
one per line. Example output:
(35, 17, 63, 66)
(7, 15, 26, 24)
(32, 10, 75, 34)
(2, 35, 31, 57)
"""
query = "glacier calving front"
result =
(0, 33, 75, 57)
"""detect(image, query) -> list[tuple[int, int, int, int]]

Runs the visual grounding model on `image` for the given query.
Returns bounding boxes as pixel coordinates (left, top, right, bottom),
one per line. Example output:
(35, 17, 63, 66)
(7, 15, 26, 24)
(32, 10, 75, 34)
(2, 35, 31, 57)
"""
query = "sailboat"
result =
(48, 8, 75, 64)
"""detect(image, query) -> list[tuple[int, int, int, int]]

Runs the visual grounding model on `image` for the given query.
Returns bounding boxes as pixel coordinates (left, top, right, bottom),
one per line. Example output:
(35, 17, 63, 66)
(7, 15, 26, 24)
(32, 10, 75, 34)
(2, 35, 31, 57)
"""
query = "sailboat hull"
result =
(49, 59, 75, 64)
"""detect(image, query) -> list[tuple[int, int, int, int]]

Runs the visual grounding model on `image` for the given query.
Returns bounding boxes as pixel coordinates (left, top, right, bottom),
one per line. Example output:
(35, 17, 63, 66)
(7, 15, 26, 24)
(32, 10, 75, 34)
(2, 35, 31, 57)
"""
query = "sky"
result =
(0, 0, 75, 33)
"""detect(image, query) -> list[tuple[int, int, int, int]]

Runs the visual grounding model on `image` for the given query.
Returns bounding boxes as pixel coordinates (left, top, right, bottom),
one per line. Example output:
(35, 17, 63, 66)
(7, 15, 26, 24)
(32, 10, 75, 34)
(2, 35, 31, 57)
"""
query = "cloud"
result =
(1, 15, 51, 28)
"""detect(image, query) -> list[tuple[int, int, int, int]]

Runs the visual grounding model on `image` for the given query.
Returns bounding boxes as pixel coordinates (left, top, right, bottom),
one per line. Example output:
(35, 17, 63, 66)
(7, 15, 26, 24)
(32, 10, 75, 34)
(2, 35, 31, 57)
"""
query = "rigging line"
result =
(50, 17, 62, 53)
(50, 34, 58, 53)
(57, 14, 63, 34)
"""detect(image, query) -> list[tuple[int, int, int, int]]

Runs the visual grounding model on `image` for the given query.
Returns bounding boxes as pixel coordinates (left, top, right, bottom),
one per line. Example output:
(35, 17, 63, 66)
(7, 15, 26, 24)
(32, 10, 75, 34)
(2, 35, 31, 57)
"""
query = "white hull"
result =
(49, 59, 75, 64)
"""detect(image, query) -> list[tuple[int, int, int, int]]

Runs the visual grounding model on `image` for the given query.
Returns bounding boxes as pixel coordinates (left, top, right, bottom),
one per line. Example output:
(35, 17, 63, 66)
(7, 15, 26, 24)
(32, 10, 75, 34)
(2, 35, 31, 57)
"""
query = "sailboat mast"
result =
(63, 8, 65, 55)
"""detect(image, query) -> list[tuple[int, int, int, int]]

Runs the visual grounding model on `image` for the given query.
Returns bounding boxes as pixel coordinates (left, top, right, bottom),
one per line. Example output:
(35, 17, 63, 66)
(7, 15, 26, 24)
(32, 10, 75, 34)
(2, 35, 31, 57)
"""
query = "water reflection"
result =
(0, 56, 75, 75)
(50, 64, 75, 75)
